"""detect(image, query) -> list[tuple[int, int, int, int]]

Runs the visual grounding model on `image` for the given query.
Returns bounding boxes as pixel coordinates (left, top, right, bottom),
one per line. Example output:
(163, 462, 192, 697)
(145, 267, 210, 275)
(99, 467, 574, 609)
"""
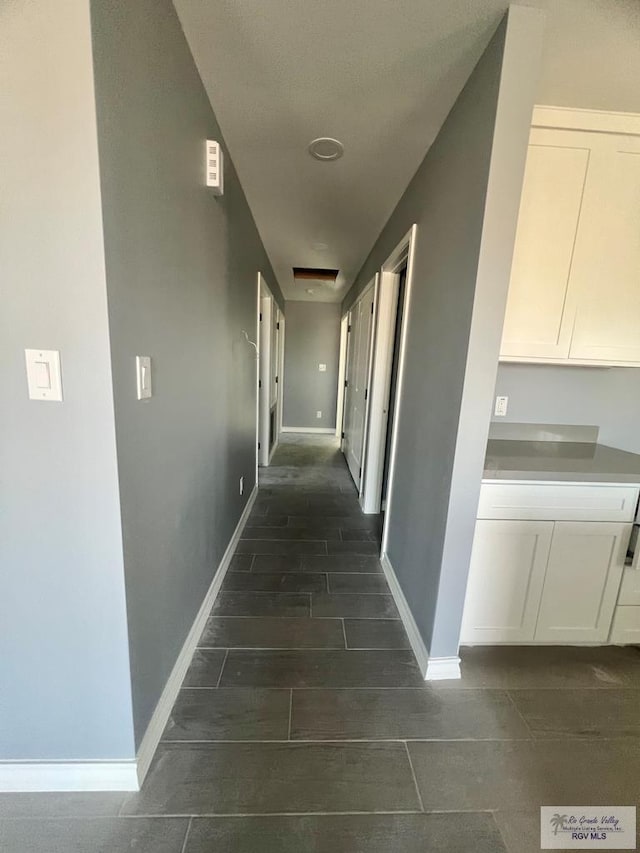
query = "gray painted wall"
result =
(342, 6, 544, 660)
(90, 0, 281, 745)
(0, 0, 134, 760)
(283, 301, 341, 430)
(494, 364, 640, 454)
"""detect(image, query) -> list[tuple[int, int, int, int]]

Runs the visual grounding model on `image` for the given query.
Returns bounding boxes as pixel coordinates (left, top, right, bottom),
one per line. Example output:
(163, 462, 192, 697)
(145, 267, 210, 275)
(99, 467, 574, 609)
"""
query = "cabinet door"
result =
(535, 522, 630, 643)
(461, 520, 553, 644)
(500, 129, 590, 360)
(569, 135, 640, 364)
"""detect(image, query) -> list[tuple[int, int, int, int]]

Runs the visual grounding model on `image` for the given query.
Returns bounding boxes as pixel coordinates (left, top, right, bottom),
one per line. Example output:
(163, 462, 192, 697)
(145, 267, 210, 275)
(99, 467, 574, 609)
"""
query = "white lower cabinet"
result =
(461, 520, 552, 643)
(535, 522, 629, 643)
(609, 567, 640, 644)
(610, 607, 640, 644)
(461, 509, 633, 645)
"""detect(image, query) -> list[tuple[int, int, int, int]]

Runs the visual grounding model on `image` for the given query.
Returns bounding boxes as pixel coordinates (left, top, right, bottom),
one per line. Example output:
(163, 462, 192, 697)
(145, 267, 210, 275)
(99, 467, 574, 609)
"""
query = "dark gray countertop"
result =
(484, 440, 640, 485)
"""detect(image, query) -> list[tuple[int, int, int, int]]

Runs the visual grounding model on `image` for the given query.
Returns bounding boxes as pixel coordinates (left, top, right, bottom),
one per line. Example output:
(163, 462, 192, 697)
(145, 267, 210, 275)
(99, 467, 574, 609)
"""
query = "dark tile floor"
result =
(3, 434, 640, 852)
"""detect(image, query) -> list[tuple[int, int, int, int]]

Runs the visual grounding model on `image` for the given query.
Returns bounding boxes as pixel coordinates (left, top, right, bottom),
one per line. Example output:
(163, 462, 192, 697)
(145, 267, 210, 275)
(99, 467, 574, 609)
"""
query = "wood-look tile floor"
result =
(4, 435, 640, 852)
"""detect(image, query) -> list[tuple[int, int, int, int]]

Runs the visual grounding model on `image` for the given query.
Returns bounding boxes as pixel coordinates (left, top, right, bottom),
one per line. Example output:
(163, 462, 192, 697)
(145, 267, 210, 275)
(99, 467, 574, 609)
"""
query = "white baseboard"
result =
(281, 426, 336, 434)
(0, 486, 258, 794)
(135, 484, 257, 786)
(0, 761, 138, 793)
(380, 552, 430, 678)
(425, 656, 461, 680)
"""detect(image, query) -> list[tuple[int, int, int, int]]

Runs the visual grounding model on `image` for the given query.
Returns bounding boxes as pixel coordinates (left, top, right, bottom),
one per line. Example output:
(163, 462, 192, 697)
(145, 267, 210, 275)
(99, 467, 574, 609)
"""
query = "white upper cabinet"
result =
(501, 129, 589, 359)
(569, 135, 640, 363)
(500, 109, 640, 366)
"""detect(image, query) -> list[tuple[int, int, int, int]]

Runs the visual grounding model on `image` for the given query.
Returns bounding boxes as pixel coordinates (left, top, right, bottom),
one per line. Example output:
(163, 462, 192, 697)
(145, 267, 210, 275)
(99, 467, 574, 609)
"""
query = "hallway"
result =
(3, 437, 640, 851)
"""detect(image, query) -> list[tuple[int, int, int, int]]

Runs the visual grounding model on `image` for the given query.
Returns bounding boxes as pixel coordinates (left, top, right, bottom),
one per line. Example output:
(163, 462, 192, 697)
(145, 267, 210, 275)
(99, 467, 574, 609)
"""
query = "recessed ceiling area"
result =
(174, 0, 640, 303)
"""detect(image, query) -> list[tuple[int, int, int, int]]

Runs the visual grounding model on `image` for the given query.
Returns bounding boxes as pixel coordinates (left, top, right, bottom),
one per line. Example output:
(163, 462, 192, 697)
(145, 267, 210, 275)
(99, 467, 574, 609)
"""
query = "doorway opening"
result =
(337, 226, 416, 553)
(380, 265, 406, 511)
(257, 272, 284, 469)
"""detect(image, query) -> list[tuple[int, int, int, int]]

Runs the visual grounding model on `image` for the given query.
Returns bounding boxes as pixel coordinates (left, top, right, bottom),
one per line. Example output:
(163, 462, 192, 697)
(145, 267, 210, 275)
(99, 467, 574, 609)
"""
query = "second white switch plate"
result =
(136, 356, 152, 400)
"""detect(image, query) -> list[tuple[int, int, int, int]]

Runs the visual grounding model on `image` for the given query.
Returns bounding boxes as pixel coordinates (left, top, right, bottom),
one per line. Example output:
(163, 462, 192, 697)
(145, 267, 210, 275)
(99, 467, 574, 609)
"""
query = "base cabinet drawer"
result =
(610, 606, 640, 644)
(478, 483, 638, 522)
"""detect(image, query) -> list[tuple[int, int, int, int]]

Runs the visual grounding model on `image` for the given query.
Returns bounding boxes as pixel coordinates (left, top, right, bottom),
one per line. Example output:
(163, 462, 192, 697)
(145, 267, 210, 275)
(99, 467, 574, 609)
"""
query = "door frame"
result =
(335, 313, 350, 441)
(341, 279, 375, 489)
(358, 274, 379, 501)
(363, 226, 417, 555)
(276, 311, 286, 439)
(257, 273, 281, 468)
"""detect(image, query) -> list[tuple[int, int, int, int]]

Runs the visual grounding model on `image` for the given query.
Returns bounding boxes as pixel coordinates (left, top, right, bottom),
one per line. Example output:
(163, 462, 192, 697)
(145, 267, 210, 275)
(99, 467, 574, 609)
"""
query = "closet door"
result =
(343, 286, 374, 490)
(569, 135, 640, 364)
(500, 129, 591, 360)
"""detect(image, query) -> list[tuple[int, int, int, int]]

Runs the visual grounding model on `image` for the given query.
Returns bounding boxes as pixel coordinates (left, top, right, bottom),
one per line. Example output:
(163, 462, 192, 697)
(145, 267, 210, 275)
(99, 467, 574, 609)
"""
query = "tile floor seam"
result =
(147, 736, 545, 744)
(504, 689, 536, 740)
(492, 808, 513, 853)
(288, 689, 293, 740)
(341, 618, 348, 649)
(214, 650, 229, 688)
(403, 742, 425, 813)
(0, 809, 501, 821)
(179, 816, 193, 853)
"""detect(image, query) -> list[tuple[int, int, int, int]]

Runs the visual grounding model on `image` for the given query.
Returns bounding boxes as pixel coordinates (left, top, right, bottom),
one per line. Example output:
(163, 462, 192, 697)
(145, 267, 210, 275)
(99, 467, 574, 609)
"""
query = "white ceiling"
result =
(174, 0, 640, 303)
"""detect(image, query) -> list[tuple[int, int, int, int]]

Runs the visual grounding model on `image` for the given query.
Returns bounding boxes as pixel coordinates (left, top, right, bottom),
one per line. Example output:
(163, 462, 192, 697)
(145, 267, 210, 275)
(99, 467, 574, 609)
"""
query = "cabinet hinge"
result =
(275, 375, 278, 384)
(341, 431, 345, 439)
(344, 379, 348, 388)
(259, 312, 262, 321)
(258, 379, 262, 389)
(347, 324, 352, 333)
(364, 388, 368, 401)
(258, 441, 261, 450)
(276, 321, 280, 330)
(371, 302, 374, 314)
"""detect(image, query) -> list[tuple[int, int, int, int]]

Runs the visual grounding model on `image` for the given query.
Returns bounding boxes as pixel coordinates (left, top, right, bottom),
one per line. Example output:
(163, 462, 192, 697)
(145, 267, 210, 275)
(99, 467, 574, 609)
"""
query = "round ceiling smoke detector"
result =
(308, 137, 344, 161)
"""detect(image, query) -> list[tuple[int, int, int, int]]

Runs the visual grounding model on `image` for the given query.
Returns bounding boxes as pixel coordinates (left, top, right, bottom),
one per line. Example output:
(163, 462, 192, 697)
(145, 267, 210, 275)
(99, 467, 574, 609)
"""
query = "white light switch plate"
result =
(136, 356, 152, 400)
(25, 349, 63, 401)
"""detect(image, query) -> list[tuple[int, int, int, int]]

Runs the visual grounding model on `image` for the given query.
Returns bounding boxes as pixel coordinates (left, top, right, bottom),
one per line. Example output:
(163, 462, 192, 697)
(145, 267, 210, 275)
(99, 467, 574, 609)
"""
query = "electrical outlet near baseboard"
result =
(316, 410, 322, 419)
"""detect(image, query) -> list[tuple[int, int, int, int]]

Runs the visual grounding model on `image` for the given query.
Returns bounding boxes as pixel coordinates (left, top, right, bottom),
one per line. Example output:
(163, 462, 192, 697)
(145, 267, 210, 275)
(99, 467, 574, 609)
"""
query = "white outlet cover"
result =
(316, 410, 322, 419)
(319, 363, 327, 372)
(494, 395, 508, 417)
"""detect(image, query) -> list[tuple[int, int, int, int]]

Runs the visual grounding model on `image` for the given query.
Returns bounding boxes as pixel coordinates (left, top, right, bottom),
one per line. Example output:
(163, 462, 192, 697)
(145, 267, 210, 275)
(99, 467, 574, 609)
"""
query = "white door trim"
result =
(276, 312, 285, 439)
(378, 225, 418, 550)
(356, 227, 417, 521)
(358, 273, 379, 503)
(254, 273, 261, 485)
(342, 280, 375, 489)
(335, 314, 349, 440)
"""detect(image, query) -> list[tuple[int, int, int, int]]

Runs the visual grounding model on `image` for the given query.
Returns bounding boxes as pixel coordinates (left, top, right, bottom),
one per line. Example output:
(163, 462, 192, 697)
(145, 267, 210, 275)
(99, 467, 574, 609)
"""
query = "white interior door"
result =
(343, 285, 374, 489)
(258, 295, 272, 467)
